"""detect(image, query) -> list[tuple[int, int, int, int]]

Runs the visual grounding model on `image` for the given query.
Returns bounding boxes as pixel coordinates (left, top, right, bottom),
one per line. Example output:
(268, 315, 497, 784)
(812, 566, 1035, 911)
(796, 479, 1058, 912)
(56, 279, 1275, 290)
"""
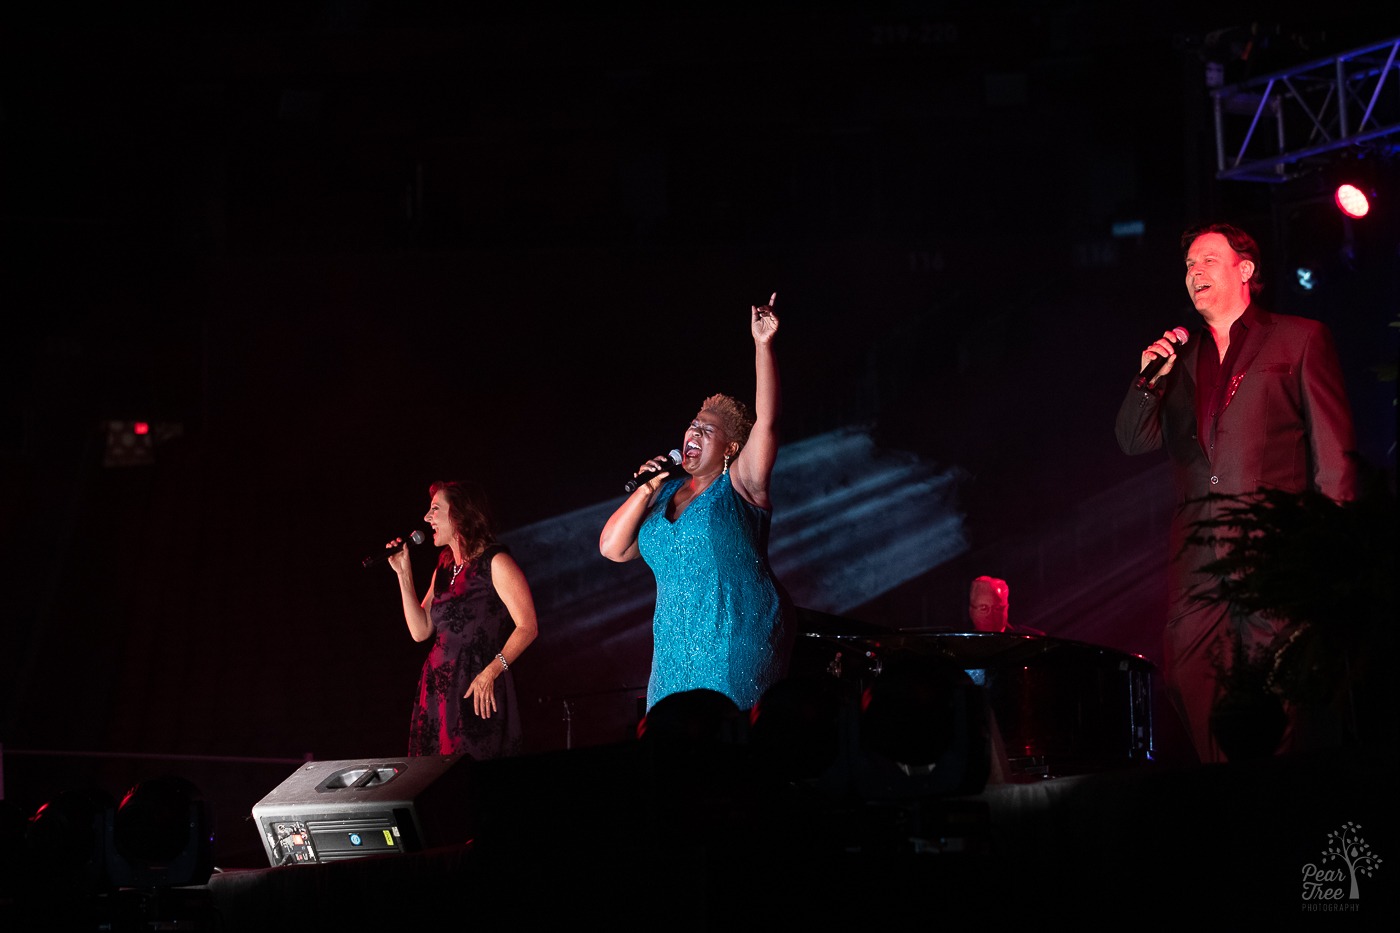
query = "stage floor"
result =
(6, 742, 1395, 929)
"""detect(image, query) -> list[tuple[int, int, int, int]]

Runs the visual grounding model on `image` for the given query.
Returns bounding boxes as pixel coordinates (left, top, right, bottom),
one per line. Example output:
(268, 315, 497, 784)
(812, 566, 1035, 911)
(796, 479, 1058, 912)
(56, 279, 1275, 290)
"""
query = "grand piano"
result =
(790, 608, 1156, 779)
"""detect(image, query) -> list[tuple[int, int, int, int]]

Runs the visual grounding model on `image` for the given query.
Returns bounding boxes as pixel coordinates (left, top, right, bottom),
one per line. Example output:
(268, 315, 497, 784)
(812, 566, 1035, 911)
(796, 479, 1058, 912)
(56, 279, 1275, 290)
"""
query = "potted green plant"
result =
(1187, 465, 1396, 759)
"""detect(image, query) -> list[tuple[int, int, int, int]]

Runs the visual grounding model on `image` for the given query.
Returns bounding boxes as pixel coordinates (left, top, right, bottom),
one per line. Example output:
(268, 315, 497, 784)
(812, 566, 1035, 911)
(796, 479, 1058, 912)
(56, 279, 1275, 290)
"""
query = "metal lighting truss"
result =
(1213, 34, 1400, 182)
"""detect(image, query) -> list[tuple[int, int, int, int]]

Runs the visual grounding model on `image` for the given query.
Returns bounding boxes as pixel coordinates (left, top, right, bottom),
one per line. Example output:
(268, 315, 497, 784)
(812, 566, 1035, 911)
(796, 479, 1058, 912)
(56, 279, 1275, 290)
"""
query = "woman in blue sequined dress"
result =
(600, 293, 793, 712)
(387, 480, 539, 758)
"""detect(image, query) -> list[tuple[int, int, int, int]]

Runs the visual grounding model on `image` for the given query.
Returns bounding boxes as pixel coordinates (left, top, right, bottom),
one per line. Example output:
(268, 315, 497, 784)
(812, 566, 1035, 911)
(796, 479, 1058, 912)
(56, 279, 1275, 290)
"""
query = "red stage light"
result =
(133, 422, 150, 435)
(1334, 183, 1370, 219)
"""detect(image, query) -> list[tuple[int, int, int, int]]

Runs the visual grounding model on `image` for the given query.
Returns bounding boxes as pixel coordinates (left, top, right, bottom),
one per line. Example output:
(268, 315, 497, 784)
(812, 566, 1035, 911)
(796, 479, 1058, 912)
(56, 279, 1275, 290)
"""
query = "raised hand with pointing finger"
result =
(752, 291, 779, 344)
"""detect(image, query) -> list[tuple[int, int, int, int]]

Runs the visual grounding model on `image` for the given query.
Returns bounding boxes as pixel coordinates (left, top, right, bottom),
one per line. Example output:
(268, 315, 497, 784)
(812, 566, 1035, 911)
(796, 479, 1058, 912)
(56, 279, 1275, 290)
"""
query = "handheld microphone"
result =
(362, 529, 427, 569)
(1134, 326, 1190, 389)
(624, 449, 683, 493)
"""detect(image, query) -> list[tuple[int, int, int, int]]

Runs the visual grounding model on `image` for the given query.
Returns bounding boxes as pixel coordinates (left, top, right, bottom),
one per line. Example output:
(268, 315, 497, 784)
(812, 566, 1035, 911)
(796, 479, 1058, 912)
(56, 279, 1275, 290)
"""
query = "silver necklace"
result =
(450, 560, 465, 586)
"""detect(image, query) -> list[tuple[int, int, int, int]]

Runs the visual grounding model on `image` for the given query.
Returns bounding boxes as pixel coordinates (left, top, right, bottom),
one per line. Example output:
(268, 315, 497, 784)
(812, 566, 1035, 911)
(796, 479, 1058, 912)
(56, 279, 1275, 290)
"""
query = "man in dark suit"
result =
(1115, 222, 1357, 764)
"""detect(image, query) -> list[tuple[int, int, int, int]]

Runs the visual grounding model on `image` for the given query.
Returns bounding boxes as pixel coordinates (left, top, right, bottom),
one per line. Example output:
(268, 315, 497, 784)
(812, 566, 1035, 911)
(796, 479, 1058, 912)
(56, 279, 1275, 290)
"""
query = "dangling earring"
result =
(723, 453, 730, 474)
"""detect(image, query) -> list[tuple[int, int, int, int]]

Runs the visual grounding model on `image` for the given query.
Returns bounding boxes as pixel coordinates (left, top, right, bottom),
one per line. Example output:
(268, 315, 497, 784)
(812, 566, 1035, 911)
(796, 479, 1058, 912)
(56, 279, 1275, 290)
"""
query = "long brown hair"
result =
(428, 479, 495, 570)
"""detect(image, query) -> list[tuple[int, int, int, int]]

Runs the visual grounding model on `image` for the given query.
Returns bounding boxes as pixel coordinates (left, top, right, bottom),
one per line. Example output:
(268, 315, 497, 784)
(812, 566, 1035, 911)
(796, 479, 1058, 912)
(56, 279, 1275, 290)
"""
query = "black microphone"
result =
(1134, 326, 1190, 389)
(362, 529, 427, 569)
(624, 449, 683, 493)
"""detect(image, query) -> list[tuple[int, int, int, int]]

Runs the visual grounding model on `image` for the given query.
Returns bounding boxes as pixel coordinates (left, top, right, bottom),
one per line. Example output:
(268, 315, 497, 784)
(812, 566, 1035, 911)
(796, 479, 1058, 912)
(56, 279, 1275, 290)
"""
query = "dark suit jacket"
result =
(1115, 305, 1357, 616)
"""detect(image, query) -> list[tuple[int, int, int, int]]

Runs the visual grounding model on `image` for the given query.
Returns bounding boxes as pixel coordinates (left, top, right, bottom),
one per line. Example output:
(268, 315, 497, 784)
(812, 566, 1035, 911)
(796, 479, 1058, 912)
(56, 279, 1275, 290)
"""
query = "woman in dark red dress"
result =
(387, 480, 539, 758)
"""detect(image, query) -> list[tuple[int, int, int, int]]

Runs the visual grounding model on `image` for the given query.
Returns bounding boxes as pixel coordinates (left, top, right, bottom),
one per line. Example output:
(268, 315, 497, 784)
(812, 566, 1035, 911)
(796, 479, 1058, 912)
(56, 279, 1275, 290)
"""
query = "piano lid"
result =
(796, 615, 1155, 672)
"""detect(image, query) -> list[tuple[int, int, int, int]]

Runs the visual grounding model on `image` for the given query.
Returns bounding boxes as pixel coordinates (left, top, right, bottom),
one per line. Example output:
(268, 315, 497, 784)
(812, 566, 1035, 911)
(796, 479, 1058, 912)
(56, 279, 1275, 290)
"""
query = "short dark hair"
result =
(1181, 222, 1263, 295)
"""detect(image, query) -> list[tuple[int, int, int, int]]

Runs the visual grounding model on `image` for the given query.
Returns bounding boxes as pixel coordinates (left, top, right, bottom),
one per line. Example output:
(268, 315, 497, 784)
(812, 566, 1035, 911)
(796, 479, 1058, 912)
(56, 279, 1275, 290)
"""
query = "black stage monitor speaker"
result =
(250, 754, 475, 867)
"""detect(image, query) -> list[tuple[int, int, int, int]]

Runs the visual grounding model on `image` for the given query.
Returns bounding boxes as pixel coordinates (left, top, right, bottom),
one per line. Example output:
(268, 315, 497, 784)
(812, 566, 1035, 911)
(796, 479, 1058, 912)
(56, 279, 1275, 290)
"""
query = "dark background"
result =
(3, 1, 1397, 865)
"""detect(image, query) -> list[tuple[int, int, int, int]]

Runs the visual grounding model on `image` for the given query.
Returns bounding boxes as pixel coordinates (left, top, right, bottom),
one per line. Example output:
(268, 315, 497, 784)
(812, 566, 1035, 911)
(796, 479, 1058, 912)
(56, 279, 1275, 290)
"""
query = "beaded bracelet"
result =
(497, 653, 510, 671)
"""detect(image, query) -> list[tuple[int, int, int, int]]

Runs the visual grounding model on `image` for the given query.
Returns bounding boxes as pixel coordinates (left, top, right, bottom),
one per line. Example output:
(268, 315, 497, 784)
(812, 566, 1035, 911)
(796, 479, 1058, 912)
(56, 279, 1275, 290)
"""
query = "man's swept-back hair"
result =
(1182, 221, 1263, 295)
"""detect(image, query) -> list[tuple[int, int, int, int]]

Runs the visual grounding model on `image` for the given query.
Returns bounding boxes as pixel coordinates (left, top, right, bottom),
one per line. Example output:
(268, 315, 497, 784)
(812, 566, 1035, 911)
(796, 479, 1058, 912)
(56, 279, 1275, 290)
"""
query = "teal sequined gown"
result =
(637, 476, 793, 711)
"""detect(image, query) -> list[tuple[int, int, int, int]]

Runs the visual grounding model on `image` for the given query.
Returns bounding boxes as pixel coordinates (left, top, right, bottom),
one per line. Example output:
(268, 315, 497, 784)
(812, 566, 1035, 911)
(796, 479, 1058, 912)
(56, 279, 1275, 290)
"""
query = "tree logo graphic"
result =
(1301, 821, 1383, 901)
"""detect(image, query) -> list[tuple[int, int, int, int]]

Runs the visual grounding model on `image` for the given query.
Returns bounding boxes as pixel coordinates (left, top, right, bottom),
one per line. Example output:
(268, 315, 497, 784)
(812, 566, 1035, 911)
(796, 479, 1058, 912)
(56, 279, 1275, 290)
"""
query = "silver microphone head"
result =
(410, 529, 426, 545)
